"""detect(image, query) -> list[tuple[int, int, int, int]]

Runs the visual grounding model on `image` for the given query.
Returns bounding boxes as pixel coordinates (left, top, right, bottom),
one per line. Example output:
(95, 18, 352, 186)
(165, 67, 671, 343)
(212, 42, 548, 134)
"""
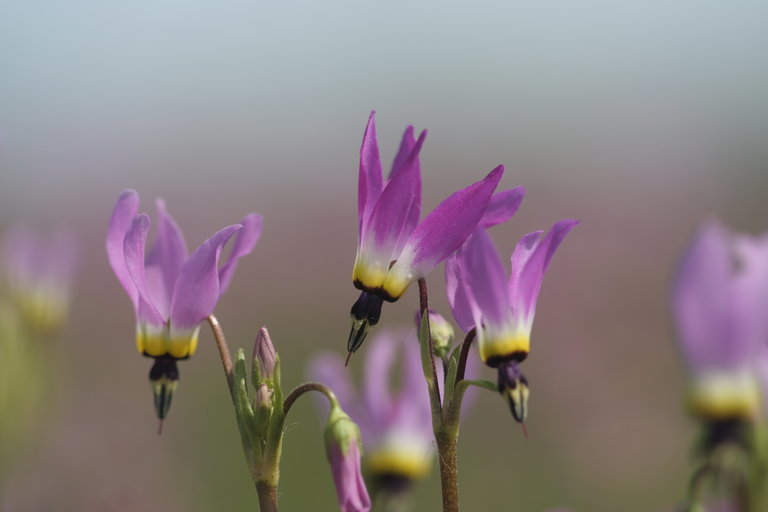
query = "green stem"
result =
(436, 429, 460, 512)
(417, 278, 460, 512)
(282, 382, 339, 415)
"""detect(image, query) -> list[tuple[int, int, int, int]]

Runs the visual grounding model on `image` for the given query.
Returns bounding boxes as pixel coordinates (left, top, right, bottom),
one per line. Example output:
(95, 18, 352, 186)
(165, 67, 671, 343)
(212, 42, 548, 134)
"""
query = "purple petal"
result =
(478, 186, 526, 229)
(461, 230, 510, 329)
(219, 213, 263, 294)
(445, 253, 476, 333)
(106, 190, 140, 311)
(308, 353, 360, 421)
(510, 219, 578, 325)
(328, 442, 371, 512)
(358, 111, 383, 237)
(144, 199, 189, 318)
(391, 165, 504, 284)
(388, 125, 416, 180)
(359, 130, 425, 264)
(123, 214, 166, 327)
(363, 330, 398, 426)
(169, 225, 242, 330)
(672, 221, 761, 371)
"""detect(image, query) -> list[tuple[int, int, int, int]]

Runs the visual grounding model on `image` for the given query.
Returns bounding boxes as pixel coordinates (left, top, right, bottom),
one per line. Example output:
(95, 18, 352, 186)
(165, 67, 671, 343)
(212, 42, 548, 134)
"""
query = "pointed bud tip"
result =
(253, 326, 277, 379)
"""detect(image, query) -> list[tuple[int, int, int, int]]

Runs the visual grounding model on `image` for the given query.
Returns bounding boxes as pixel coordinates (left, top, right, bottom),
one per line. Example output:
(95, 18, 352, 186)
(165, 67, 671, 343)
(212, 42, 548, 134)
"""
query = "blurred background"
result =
(1, 0, 768, 510)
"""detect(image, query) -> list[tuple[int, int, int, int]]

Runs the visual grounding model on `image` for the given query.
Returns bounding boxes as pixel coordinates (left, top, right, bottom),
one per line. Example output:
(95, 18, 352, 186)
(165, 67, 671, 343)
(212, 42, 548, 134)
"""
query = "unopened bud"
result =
(253, 327, 277, 380)
(415, 308, 454, 359)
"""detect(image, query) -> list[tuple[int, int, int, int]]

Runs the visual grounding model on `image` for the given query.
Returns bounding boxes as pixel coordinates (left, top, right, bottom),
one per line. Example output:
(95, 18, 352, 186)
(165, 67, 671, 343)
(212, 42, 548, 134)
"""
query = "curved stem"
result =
(207, 315, 234, 394)
(283, 382, 339, 415)
(455, 328, 476, 384)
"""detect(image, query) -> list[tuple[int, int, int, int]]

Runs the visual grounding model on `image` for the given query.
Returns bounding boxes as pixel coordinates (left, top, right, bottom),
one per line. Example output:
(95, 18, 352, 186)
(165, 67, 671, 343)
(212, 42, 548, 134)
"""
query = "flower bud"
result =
(253, 327, 277, 380)
(415, 308, 454, 359)
(324, 405, 372, 512)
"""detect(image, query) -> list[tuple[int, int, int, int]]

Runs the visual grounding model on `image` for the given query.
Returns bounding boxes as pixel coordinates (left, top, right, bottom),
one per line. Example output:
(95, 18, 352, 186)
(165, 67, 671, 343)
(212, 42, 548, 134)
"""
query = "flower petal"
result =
(387, 165, 504, 290)
(672, 221, 760, 372)
(123, 214, 165, 326)
(478, 186, 526, 229)
(358, 130, 425, 266)
(169, 225, 242, 330)
(511, 219, 578, 326)
(358, 111, 383, 237)
(106, 190, 140, 311)
(308, 352, 360, 421)
(219, 213, 263, 294)
(362, 330, 398, 426)
(144, 199, 189, 318)
(461, 230, 510, 329)
(445, 252, 477, 333)
(388, 125, 416, 181)
(328, 442, 371, 512)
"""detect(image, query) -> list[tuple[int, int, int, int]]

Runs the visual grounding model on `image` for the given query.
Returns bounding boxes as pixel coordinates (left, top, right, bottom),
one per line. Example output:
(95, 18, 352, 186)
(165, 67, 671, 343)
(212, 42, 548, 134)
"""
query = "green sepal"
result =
(233, 349, 262, 479)
(443, 350, 459, 411)
(418, 312, 432, 385)
(271, 354, 283, 406)
(462, 379, 497, 392)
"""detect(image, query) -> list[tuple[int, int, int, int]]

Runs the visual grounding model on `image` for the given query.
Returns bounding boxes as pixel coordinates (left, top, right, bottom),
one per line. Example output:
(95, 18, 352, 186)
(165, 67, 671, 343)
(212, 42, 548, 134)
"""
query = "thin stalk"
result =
(418, 278, 460, 512)
(206, 315, 234, 394)
(418, 279, 441, 410)
(283, 382, 339, 414)
(455, 328, 476, 383)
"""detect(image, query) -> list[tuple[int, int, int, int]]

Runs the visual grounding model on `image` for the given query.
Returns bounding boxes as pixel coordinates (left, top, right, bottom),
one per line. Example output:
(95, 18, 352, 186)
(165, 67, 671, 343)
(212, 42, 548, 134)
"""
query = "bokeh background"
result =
(1, 1, 768, 510)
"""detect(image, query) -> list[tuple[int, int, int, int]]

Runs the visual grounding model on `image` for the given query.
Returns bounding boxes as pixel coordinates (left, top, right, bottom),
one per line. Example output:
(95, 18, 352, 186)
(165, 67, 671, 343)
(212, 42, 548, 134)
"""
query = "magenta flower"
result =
(349, 111, 515, 355)
(446, 220, 577, 421)
(311, 329, 436, 489)
(671, 220, 768, 421)
(324, 405, 372, 512)
(2, 226, 77, 333)
(106, 189, 262, 419)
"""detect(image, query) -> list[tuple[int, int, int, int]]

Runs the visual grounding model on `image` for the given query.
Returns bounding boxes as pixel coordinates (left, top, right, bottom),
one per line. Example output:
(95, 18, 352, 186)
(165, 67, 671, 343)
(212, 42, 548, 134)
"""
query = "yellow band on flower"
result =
(366, 448, 431, 480)
(479, 331, 530, 363)
(136, 329, 199, 359)
(687, 374, 762, 421)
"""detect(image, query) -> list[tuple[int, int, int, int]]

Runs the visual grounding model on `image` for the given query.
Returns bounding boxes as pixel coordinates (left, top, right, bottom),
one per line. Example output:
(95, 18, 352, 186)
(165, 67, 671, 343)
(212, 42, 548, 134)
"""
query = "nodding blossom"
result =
(107, 189, 262, 420)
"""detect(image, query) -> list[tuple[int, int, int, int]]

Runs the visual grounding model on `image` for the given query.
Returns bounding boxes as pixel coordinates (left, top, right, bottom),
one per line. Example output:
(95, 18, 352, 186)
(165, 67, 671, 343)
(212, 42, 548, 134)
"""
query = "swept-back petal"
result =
(106, 190, 140, 310)
(386, 165, 504, 295)
(673, 221, 757, 371)
(144, 199, 189, 318)
(478, 186, 526, 229)
(511, 219, 578, 326)
(169, 225, 242, 330)
(219, 213, 263, 294)
(123, 214, 165, 326)
(462, 230, 510, 329)
(445, 252, 477, 333)
(358, 130, 426, 264)
(358, 111, 383, 237)
(362, 330, 398, 426)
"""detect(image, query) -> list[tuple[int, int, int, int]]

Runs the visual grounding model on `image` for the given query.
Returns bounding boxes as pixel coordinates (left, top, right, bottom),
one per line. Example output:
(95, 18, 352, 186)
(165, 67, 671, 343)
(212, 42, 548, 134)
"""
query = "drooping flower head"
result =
(2, 226, 77, 334)
(106, 190, 262, 421)
(348, 111, 512, 357)
(311, 329, 436, 495)
(446, 219, 578, 422)
(671, 220, 768, 423)
(324, 404, 372, 512)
